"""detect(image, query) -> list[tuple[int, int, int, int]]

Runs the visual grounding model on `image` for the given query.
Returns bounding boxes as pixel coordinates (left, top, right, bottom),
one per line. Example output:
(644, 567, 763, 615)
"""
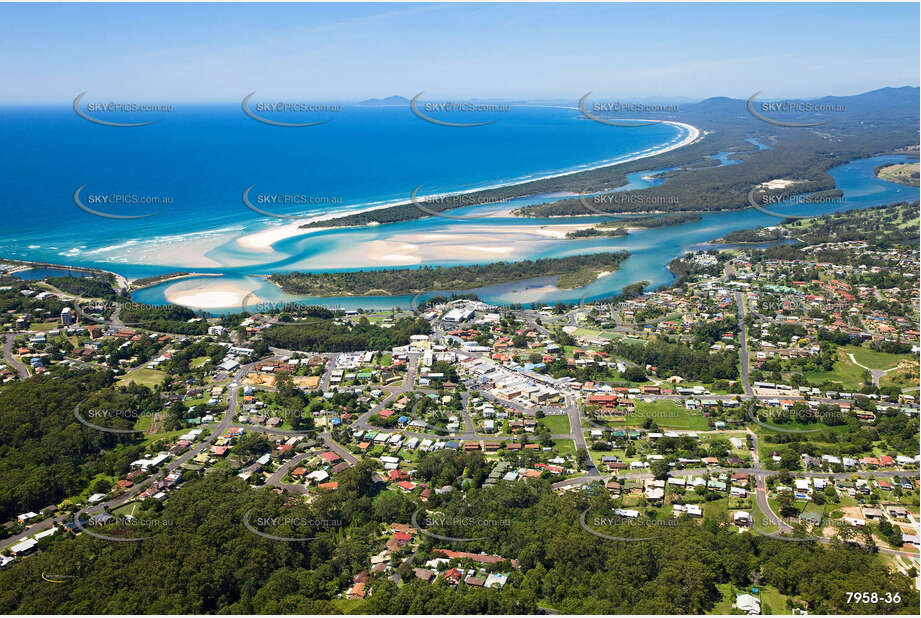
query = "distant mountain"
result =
(357, 95, 411, 107)
(683, 86, 919, 120)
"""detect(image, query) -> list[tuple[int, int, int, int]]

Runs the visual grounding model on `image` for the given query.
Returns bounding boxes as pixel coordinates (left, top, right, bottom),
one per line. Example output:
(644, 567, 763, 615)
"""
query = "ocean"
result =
(0, 103, 686, 274)
(0, 103, 917, 310)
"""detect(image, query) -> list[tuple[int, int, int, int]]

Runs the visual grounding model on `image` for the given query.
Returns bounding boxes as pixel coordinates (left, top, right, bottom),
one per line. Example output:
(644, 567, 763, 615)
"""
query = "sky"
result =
(0, 2, 918, 103)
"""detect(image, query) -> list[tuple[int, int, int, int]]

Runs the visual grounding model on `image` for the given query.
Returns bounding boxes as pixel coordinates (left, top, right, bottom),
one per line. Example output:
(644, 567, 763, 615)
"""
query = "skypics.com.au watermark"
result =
(241, 92, 340, 127)
(241, 407, 316, 434)
(410, 92, 509, 127)
(74, 185, 174, 220)
(747, 186, 847, 220)
(623, 408, 684, 421)
(411, 508, 511, 542)
(747, 92, 846, 128)
(745, 400, 846, 434)
(577, 190, 682, 219)
(74, 514, 174, 542)
(240, 292, 345, 326)
(74, 402, 156, 435)
(579, 509, 674, 542)
(579, 93, 677, 127)
(74, 92, 173, 127)
(410, 185, 510, 220)
(242, 185, 343, 219)
(242, 508, 341, 542)
(73, 298, 186, 327)
(749, 514, 865, 543)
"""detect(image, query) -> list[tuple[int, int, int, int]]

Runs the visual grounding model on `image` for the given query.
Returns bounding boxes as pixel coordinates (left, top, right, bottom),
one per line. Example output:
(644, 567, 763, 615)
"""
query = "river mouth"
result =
(126, 153, 919, 313)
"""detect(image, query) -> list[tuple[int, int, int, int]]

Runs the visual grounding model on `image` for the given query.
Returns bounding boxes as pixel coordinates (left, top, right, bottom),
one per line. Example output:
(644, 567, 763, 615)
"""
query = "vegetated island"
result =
(269, 252, 629, 296)
(875, 161, 919, 187)
(565, 212, 704, 238)
(129, 272, 223, 291)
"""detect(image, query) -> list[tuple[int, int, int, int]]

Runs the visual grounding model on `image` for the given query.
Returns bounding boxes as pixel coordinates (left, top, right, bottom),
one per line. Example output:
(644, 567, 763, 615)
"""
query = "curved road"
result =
(3, 333, 29, 379)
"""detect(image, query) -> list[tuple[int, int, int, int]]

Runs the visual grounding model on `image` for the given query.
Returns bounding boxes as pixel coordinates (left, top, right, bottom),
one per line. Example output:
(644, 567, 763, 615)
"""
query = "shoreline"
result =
(129, 271, 224, 290)
(234, 120, 701, 251)
(0, 258, 130, 291)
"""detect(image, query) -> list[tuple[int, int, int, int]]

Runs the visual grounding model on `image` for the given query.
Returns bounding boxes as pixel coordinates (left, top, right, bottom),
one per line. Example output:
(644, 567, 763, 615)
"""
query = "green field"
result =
(751, 497, 781, 535)
(29, 322, 60, 331)
(845, 345, 913, 371)
(133, 413, 153, 432)
(539, 414, 571, 434)
(710, 582, 790, 615)
(709, 583, 736, 614)
(803, 350, 866, 390)
(626, 400, 710, 430)
(117, 367, 168, 388)
(328, 599, 365, 613)
(552, 439, 576, 456)
(702, 498, 730, 522)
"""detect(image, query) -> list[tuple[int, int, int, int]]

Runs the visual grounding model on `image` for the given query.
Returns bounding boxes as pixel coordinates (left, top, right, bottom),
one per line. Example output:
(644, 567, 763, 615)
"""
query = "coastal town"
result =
(1, 202, 919, 614)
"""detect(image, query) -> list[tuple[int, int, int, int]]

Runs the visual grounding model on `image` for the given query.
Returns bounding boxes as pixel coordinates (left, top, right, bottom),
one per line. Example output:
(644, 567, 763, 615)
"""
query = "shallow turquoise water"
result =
(131, 154, 919, 311)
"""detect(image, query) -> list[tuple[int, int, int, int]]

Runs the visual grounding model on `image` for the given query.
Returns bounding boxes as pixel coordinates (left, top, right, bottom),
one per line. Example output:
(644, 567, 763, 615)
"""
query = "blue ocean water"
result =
(0, 103, 686, 274)
(1, 103, 916, 310)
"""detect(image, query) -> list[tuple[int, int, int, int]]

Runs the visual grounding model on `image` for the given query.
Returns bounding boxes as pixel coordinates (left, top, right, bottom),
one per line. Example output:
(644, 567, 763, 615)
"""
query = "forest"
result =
(270, 253, 629, 296)
(605, 337, 740, 382)
(0, 462, 916, 614)
(0, 371, 154, 523)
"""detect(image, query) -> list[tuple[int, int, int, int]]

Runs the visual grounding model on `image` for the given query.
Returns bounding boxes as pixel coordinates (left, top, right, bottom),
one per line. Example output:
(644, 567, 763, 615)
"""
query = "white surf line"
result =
(236, 119, 702, 249)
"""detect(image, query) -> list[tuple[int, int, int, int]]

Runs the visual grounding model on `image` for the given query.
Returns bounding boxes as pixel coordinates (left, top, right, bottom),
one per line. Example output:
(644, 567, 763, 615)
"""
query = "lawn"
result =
(328, 599, 365, 614)
(803, 349, 866, 390)
(709, 583, 785, 615)
(758, 585, 791, 615)
(751, 498, 780, 535)
(880, 363, 919, 391)
(28, 322, 60, 332)
(702, 498, 729, 522)
(845, 345, 913, 371)
(111, 502, 140, 518)
(141, 427, 191, 447)
(117, 367, 168, 388)
(539, 414, 571, 434)
(133, 414, 153, 432)
(708, 583, 736, 614)
(627, 400, 710, 431)
(552, 439, 575, 456)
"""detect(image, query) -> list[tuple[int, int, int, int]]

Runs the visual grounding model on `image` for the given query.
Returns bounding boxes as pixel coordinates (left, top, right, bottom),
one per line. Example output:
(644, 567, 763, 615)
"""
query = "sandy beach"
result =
(282, 223, 613, 269)
(163, 280, 260, 310)
(233, 120, 700, 252)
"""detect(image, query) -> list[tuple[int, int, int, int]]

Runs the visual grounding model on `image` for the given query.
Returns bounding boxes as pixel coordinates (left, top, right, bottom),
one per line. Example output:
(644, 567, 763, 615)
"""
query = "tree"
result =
(650, 459, 670, 480)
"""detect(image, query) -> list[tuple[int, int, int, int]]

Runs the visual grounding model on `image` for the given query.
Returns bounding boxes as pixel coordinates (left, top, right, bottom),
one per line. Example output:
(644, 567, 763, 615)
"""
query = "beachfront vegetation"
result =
(269, 253, 629, 296)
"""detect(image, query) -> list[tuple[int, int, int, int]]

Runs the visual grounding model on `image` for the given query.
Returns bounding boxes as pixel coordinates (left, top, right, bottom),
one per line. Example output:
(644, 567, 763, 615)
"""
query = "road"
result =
(1, 360, 257, 551)
(4, 308, 916, 559)
(734, 291, 753, 397)
(847, 352, 897, 387)
(3, 333, 29, 378)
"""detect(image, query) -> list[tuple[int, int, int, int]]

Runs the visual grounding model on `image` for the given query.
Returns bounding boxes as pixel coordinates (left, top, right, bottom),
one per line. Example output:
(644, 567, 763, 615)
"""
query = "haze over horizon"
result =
(0, 2, 918, 104)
